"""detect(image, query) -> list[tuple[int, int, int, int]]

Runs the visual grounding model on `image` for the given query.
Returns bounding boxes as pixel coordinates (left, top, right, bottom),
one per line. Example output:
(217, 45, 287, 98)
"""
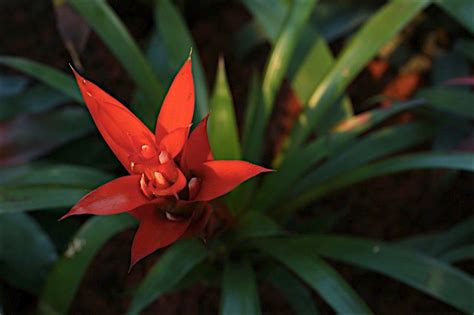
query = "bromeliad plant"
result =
(61, 59, 270, 267)
(0, 0, 473, 314)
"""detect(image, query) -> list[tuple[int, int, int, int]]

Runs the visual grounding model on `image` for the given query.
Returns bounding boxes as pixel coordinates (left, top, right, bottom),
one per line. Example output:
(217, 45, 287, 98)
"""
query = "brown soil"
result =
(1, 1, 472, 315)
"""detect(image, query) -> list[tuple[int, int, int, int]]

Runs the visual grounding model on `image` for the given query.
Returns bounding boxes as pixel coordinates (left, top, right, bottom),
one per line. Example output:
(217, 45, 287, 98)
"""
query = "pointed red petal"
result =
(193, 160, 272, 201)
(180, 115, 213, 173)
(159, 126, 190, 158)
(60, 175, 149, 220)
(155, 59, 195, 143)
(71, 68, 154, 173)
(129, 204, 192, 268)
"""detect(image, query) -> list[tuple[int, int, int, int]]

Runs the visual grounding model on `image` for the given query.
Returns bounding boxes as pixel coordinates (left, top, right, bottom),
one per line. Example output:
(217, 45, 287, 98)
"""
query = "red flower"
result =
(61, 57, 271, 267)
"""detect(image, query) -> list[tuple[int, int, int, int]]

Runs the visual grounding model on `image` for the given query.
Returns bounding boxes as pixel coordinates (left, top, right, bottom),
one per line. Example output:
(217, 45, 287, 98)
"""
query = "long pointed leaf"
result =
(297, 234, 474, 313)
(253, 238, 373, 314)
(67, 0, 163, 125)
(220, 259, 261, 315)
(39, 214, 137, 315)
(0, 56, 81, 101)
(127, 239, 207, 315)
(282, 152, 474, 212)
(286, 0, 431, 151)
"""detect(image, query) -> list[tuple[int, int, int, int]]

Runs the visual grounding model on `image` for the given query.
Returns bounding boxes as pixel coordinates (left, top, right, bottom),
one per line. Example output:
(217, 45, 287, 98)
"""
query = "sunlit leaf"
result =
(286, 0, 430, 151)
(208, 58, 241, 160)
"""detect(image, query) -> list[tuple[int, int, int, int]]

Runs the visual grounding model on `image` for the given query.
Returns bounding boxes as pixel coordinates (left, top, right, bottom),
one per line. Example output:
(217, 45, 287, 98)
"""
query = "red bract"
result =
(61, 57, 271, 268)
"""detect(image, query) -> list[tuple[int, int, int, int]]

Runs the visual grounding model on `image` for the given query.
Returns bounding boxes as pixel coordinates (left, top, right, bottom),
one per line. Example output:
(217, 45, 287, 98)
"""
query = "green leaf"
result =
(247, 0, 318, 162)
(282, 152, 474, 212)
(0, 56, 81, 101)
(0, 107, 94, 167)
(0, 212, 57, 294)
(418, 88, 474, 118)
(208, 58, 241, 160)
(154, 0, 208, 121)
(220, 259, 261, 315)
(253, 238, 373, 315)
(242, 72, 263, 162)
(398, 216, 474, 257)
(286, 0, 430, 151)
(455, 38, 474, 62)
(254, 99, 423, 212)
(0, 74, 28, 96)
(127, 239, 207, 315)
(241, 0, 287, 41)
(67, 0, 163, 126)
(234, 212, 280, 241)
(440, 245, 474, 263)
(0, 164, 112, 213)
(260, 262, 319, 315)
(435, 0, 474, 32)
(292, 123, 433, 196)
(39, 214, 137, 315)
(0, 85, 70, 121)
(299, 234, 474, 313)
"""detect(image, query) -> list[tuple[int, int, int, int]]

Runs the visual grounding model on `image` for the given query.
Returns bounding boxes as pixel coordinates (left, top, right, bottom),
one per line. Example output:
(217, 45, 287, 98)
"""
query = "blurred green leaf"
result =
(242, 73, 263, 161)
(398, 216, 474, 257)
(418, 88, 474, 118)
(246, 0, 317, 163)
(286, 0, 430, 151)
(234, 212, 280, 240)
(0, 74, 28, 96)
(67, 0, 163, 126)
(291, 123, 433, 196)
(0, 212, 57, 294)
(39, 214, 136, 315)
(299, 234, 474, 313)
(127, 239, 207, 315)
(254, 99, 423, 212)
(208, 59, 241, 160)
(0, 107, 94, 167)
(260, 262, 319, 315)
(455, 38, 474, 62)
(283, 152, 474, 213)
(0, 56, 81, 101)
(254, 238, 373, 314)
(220, 259, 261, 315)
(312, 3, 374, 42)
(0, 164, 112, 213)
(440, 245, 474, 263)
(0, 85, 70, 121)
(154, 0, 208, 121)
(435, 0, 474, 32)
(241, 0, 287, 41)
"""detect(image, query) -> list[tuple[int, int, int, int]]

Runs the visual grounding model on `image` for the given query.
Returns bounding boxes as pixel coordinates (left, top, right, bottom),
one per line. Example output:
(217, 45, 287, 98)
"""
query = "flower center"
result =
(130, 144, 202, 201)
